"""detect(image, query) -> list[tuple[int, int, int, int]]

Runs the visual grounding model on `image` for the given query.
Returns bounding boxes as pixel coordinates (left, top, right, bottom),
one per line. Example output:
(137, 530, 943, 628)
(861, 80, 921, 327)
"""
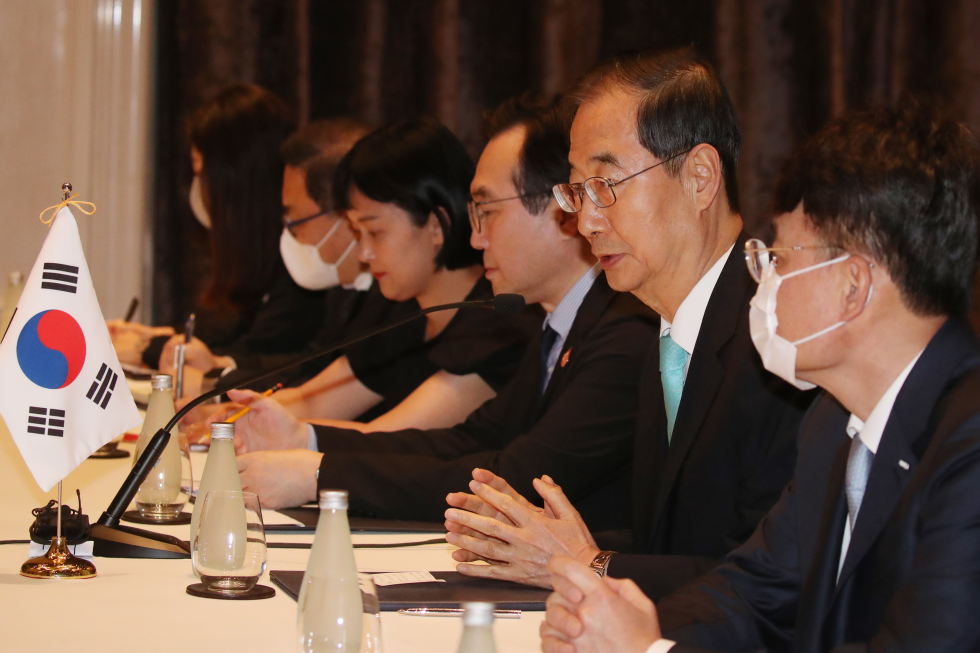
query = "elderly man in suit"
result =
(542, 101, 980, 653)
(224, 97, 658, 522)
(445, 47, 812, 597)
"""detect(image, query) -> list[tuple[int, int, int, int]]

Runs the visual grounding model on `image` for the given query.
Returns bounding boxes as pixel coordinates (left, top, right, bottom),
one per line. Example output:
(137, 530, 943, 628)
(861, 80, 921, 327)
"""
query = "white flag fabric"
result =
(0, 208, 141, 491)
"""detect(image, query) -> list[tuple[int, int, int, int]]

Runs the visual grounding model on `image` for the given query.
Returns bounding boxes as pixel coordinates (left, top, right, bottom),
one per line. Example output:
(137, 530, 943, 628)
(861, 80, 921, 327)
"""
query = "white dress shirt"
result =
(659, 244, 734, 379)
(837, 349, 923, 578)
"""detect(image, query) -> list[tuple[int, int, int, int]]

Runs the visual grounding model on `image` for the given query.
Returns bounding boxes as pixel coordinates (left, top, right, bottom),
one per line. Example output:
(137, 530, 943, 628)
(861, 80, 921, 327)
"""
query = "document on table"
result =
(371, 571, 446, 586)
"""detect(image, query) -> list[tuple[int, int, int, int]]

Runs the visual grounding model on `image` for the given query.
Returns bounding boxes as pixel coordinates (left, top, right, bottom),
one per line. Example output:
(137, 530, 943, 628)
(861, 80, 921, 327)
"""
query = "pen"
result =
(184, 312, 196, 343)
(124, 297, 139, 322)
(397, 608, 521, 619)
(226, 383, 282, 423)
(398, 608, 521, 619)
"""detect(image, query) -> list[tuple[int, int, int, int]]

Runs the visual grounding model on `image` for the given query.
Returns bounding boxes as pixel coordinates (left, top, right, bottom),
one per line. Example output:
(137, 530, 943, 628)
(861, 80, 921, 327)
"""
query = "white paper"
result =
(370, 571, 446, 586)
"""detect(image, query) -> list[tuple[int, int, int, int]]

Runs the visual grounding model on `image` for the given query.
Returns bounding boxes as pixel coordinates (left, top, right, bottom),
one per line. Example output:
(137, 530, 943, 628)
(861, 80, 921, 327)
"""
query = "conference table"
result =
(0, 423, 545, 652)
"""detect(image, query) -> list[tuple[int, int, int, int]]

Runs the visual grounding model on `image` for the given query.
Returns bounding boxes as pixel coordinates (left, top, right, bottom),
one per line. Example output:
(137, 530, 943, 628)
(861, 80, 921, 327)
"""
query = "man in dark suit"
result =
(444, 47, 810, 597)
(541, 102, 980, 653)
(226, 97, 659, 519)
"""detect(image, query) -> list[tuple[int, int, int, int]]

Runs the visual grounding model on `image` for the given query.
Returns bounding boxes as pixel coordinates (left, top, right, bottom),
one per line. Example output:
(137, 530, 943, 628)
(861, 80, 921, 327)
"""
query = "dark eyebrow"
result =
(589, 152, 621, 168)
(352, 215, 379, 224)
(470, 186, 490, 201)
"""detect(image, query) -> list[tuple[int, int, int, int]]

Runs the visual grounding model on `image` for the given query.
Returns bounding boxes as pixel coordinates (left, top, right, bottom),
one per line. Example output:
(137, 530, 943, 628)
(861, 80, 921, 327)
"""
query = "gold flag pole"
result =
(20, 183, 98, 580)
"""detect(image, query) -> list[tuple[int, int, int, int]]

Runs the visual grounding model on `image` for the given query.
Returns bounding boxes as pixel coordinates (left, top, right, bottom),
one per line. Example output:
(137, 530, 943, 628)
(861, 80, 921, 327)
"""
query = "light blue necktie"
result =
(660, 330, 689, 443)
(845, 436, 874, 533)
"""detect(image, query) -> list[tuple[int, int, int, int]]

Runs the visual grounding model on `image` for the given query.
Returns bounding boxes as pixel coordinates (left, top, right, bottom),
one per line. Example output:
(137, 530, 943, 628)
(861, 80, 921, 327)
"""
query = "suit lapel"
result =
(647, 241, 751, 540)
(833, 319, 974, 592)
(538, 274, 616, 413)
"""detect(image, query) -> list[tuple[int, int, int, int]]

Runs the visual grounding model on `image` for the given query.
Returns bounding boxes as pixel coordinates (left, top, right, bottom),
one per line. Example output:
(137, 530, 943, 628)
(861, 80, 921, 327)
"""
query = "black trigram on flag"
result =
(86, 363, 118, 409)
(41, 262, 79, 293)
(27, 406, 66, 437)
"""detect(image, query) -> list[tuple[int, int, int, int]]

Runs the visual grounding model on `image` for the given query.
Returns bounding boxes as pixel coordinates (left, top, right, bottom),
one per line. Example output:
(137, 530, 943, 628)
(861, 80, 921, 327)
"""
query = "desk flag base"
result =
(20, 536, 96, 579)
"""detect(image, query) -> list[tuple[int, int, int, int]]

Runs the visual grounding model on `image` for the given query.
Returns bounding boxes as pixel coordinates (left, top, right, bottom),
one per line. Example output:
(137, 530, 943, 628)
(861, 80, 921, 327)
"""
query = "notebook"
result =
(269, 570, 549, 611)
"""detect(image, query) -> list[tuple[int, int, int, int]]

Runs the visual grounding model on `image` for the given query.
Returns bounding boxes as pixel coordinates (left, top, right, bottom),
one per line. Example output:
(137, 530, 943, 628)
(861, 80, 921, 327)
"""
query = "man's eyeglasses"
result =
(743, 238, 844, 283)
(552, 149, 693, 213)
(467, 192, 550, 233)
(283, 210, 329, 237)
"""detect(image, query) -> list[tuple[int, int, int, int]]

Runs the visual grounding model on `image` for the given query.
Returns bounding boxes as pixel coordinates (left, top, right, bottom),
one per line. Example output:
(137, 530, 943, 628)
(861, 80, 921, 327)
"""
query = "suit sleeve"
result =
(655, 477, 803, 652)
(312, 306, 657, 521)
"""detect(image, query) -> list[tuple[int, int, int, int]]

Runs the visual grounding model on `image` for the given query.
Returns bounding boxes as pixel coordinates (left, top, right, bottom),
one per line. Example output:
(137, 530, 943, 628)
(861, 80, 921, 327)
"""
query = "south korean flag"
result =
(0, 207, 141, 491)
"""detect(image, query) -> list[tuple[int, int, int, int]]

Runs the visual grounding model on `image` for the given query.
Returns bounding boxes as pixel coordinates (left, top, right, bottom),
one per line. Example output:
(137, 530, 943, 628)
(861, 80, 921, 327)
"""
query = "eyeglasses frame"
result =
(283, 209, 330, 237)
(552, 148, 694, 213)
(467, 191, 551, 233)
(743, 238, 846, 283)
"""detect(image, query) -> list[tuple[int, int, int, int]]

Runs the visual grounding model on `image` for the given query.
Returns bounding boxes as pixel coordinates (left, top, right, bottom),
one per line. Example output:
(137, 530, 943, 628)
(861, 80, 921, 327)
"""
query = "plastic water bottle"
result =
(189, 422, 242, 563)
(134, 374, 183, 517)
(297, 490, 364, 652)
(457, 603, 498, 653)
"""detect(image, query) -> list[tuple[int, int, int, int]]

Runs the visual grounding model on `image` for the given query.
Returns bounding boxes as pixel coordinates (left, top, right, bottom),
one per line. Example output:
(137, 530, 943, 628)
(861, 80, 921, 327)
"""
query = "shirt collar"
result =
(543, 263, 601, 341)
(845, 350, 924, 454)
(659, 244, 734, 352)
(343, 271, 374, 292)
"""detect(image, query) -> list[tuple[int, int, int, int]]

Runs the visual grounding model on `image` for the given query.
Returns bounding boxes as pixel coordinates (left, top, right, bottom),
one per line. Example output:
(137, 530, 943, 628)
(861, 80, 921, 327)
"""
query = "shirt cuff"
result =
(645, 640, 676, 653)
(307, 424, 318, 452)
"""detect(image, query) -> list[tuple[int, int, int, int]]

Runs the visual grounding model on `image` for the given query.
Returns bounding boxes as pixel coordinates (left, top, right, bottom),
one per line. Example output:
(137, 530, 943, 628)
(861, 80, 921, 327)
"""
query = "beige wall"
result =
(0, 0, 154, 321)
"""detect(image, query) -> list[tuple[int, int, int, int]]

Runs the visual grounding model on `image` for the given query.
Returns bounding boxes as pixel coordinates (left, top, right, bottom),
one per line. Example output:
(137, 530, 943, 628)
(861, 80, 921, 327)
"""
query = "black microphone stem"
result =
(97, 296, 515, 528)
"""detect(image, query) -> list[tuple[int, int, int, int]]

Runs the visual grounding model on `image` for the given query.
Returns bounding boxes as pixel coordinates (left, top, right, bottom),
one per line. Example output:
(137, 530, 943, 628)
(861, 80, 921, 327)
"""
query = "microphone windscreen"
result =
(493, 294, 526, 314)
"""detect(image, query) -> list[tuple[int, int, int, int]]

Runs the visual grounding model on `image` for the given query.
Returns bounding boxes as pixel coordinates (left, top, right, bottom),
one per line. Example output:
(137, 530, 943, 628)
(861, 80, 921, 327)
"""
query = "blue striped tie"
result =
(660, 331, 689, 443)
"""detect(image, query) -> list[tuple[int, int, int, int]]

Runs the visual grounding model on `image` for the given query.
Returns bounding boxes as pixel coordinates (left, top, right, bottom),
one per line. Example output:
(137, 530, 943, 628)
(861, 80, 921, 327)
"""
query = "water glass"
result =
(192, 490, 267, 593)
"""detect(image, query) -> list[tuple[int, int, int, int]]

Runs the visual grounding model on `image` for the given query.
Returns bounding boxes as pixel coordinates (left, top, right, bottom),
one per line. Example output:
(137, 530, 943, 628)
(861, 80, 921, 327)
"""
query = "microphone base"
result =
(91, 523, 191, 559)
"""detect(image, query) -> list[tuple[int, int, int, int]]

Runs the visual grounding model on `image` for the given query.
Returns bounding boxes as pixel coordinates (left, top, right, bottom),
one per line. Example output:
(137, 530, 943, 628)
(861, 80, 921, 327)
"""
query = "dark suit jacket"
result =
(217, 281, 416, 395)
(312, 273, 659, 528)
(607, 241, 814, 599)
(658, 318, 980, 653)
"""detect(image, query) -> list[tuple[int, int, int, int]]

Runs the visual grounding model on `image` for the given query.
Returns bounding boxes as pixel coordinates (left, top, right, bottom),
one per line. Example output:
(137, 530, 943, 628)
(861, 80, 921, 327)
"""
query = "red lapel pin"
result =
(560, 349, 571, 368)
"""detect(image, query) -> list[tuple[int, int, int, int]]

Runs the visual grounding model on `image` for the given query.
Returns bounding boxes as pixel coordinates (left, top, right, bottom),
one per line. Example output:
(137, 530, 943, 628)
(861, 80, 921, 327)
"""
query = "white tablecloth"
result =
(0, 423, 544, 652)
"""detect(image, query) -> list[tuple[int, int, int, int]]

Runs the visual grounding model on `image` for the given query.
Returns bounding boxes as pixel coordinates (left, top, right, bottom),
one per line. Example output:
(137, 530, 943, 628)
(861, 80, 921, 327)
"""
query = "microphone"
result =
(91, 293, 526, 557)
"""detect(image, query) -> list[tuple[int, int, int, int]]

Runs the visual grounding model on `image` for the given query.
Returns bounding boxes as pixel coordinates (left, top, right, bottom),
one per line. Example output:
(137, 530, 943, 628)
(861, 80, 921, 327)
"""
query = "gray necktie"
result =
(845, 436, 874, 531)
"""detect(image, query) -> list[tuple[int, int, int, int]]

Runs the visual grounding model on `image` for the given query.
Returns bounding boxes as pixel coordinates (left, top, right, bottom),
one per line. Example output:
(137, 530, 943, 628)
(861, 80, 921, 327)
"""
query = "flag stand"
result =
(18, 183, 98, 579)
(20, 480, 97, 579)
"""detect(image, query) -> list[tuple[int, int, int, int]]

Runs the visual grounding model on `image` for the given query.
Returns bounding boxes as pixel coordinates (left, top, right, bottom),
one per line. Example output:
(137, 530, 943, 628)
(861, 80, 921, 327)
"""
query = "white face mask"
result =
(279, 218, 356, 290)
(749, 253, 869, 391)
(189, 176, 211, 229)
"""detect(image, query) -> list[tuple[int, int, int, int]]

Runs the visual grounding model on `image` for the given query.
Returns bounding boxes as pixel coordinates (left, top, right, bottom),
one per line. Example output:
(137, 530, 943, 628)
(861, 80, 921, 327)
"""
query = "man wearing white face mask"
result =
(198, 119, 422, 397)
(541, 102, 980, 653)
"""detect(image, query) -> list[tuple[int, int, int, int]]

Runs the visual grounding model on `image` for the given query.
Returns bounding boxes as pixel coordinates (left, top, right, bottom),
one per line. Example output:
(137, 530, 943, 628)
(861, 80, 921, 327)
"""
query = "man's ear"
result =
(839, 256, 875, 321)
(551, 201, 579, 239)
(683, 144, 723, 213)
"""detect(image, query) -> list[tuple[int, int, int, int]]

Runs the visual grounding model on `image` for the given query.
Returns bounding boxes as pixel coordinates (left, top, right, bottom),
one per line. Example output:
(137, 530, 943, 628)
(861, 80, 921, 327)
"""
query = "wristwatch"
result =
(588, 550, 615, 577)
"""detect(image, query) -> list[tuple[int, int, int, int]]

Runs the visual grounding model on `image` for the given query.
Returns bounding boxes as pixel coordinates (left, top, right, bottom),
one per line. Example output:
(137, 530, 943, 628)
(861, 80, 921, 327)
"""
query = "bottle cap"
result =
(150, 374, 173, 390)
(9, 271, 23, 285)
(319, 489, 348, 510)
(462, 602, 495, 626)
(210, 422, 234, 439)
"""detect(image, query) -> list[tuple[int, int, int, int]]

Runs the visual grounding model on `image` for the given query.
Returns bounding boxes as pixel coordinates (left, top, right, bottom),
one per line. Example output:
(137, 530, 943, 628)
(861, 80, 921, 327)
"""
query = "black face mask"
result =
(29, 490, 90, 546)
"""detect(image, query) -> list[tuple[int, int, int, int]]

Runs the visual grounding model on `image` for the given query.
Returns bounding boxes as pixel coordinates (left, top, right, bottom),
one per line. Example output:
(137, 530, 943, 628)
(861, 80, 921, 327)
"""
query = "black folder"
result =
(266, 507, 447, 534)
(269, 570, 549, 611)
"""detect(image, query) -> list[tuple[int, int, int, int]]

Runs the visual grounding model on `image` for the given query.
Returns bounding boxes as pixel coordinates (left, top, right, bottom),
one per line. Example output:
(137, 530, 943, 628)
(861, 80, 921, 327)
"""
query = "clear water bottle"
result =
(134, 375, 183, 518)
(189, 422, 242, 568)
(297, 489, 367, 652)
(457, 603, 498, 653)
(0, 271, 24, 338)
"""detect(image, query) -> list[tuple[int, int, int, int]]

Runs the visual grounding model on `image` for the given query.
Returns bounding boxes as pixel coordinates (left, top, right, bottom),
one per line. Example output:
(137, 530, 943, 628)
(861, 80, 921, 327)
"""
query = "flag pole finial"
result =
(39, 184, 95, 226)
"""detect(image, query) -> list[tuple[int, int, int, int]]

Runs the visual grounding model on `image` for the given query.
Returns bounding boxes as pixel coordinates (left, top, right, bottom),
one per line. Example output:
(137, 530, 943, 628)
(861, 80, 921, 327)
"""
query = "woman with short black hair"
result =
(227, 117, 538, 431)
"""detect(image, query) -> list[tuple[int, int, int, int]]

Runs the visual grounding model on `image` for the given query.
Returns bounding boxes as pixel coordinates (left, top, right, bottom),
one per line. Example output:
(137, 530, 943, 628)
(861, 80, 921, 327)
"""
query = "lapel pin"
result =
(560, 349, 571, 368)
(898, 460, 910, 470)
